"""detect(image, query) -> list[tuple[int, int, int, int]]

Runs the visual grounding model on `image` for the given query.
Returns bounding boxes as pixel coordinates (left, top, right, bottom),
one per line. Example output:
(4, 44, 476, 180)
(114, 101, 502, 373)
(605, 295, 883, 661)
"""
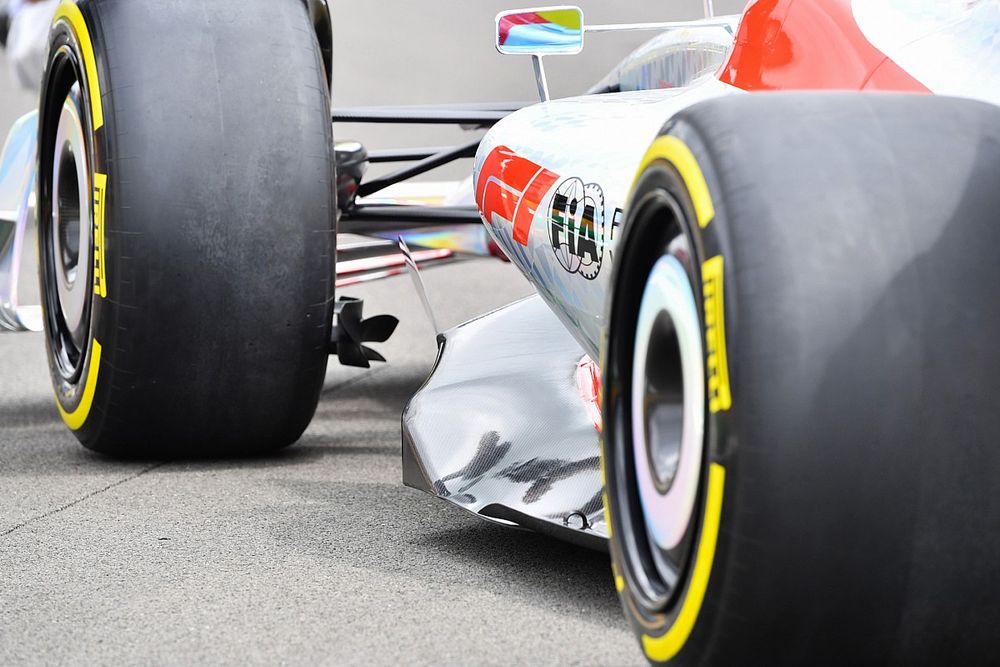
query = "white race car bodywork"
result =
(853, 0, 1000, 107)
(473, 0, 1000, 362)
(473, 78, 738, 360)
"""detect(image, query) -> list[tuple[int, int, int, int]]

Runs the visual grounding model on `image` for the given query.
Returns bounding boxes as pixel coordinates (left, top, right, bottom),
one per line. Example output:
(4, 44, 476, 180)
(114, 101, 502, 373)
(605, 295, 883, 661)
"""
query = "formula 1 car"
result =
(2, 0, 1000, 664)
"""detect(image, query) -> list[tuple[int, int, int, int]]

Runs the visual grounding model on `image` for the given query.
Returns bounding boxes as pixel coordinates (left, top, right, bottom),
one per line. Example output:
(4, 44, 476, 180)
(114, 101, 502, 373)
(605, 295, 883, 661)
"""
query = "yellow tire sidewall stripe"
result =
(641, 463, 726, 663)
(53, 2, 105, 430)
(57, 339, 103, 430)
(54, 1, 104, 131)
(634, 135, 714, 229)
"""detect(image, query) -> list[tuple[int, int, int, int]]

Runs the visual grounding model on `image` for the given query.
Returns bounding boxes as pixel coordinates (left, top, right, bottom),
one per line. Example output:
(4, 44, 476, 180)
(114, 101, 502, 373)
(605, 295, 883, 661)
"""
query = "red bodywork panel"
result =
(476, 145, 561, 246)
(719, 0, 929, 93)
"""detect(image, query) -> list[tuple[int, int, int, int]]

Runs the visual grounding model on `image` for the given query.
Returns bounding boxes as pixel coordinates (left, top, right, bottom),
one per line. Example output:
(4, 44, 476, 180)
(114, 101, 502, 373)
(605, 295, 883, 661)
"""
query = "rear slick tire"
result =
(37, 0, 336, 457)
(603, 92, 1000, 666)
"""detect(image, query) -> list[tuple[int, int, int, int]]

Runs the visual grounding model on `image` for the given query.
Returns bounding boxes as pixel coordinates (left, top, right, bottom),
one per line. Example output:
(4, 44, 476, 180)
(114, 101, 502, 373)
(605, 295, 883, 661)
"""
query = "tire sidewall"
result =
(603, 120, 736, 665)
(38, 5, 113, 443)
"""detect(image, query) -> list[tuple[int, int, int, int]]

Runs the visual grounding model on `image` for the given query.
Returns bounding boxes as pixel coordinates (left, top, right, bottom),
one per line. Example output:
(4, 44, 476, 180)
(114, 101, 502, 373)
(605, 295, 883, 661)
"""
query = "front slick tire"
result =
(603, 93, 1000, 666)
(37, 0, 336, 457)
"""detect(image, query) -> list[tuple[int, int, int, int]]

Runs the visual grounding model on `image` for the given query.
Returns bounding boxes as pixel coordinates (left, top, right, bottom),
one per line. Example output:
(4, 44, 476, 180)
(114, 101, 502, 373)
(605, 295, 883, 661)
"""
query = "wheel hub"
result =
(624, 235, 706, 610)
(50, 83, 91, 356)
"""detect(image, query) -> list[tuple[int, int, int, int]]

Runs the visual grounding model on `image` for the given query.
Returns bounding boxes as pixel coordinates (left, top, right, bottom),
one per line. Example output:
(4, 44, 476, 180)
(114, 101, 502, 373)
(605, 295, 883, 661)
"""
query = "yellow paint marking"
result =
(57, 339, 102, 430)
(635, 136, 715, 228)
(642, 463, 726, 662)
(93, 172, 107, 298)
(54, 2, 103, 130)
(702, 256, 731, 413)
(537, 9, 582, 30)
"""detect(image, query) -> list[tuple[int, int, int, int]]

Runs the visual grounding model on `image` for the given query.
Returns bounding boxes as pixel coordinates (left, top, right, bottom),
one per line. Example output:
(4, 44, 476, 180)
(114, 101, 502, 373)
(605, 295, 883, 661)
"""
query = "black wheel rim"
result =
(608, 182, 707, 615)
(39, 42, 95, 383)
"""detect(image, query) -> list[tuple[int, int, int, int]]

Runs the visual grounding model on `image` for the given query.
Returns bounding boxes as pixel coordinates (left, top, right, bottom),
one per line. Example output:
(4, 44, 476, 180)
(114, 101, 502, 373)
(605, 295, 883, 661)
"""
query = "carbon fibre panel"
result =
(402, 295, 607, 550)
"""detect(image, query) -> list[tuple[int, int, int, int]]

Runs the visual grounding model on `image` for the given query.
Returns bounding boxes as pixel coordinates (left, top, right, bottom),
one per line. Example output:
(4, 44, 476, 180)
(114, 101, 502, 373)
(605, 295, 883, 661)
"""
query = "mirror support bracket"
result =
(531, 55, 550, 102)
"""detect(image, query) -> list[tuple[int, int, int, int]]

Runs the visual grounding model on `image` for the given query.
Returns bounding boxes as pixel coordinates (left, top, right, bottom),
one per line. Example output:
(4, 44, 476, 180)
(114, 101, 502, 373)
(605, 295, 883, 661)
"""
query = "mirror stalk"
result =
(495, 5, 732, 103)
(584, 19, 733, 33)
(531, 55, 550, 102)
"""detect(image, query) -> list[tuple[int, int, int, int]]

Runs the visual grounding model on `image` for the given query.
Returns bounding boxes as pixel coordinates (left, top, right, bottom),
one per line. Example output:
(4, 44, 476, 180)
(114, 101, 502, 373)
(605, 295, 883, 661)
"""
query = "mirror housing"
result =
(495, 6, 584, 56)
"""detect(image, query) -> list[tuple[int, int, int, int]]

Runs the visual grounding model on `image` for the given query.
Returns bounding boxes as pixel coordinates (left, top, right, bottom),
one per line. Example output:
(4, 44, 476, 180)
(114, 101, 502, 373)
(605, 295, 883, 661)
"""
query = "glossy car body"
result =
(403, 0, 1000, 546)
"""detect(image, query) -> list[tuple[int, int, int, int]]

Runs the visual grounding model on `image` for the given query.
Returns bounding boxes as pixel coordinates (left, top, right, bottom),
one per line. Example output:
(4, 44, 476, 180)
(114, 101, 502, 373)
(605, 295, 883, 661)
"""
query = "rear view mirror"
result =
(495, 6, 584, 56)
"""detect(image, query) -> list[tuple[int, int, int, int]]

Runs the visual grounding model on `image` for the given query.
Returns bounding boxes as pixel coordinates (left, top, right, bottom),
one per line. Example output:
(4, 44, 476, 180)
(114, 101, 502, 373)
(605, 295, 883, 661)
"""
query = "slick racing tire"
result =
(602, 93, 1000, 666)
(37, 0, 336, 456)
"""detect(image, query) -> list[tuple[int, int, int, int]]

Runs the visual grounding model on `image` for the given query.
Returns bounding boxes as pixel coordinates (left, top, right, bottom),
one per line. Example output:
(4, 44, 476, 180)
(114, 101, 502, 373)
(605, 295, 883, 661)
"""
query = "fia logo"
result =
(549, 178, 605, 280)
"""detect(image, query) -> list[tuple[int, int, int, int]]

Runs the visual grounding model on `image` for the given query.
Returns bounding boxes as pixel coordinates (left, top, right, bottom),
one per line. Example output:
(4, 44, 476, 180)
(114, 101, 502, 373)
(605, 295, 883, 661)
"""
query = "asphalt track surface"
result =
(0, 2, 744, 664)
